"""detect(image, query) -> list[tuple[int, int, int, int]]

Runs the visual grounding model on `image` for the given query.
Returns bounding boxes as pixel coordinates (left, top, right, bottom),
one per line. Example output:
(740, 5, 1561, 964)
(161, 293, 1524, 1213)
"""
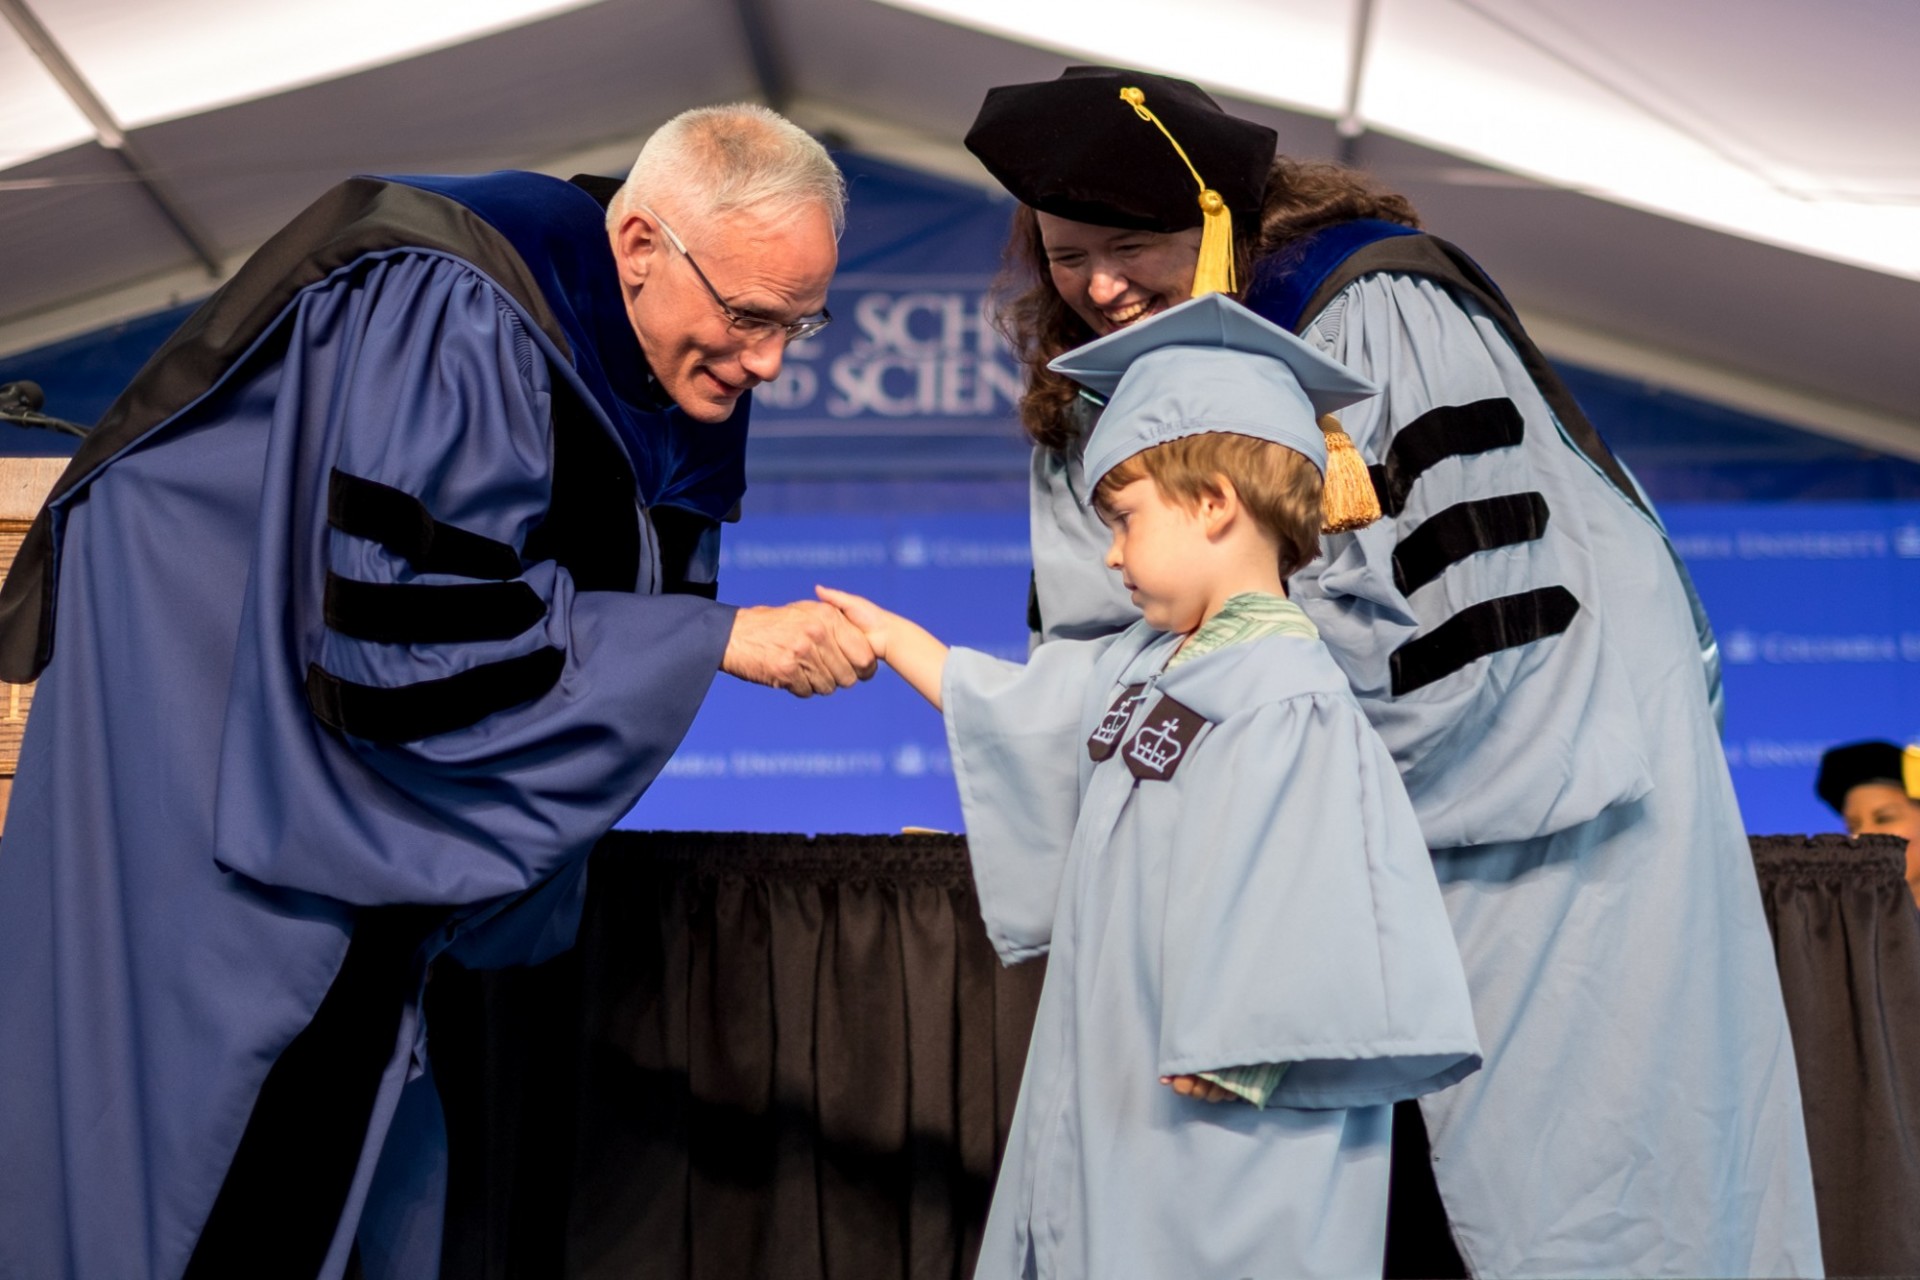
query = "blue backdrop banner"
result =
(5, 151, 1916, 841)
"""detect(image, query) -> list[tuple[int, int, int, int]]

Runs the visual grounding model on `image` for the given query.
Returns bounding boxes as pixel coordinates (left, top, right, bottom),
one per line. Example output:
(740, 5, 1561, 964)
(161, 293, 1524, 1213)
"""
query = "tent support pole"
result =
(0, 0, 223, 278)
(1338, 0, 1377, 166)
(733, 0, 793, 113)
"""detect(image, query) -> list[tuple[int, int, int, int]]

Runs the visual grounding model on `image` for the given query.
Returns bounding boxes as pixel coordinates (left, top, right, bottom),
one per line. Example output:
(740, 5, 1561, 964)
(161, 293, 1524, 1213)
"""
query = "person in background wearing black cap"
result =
(1817, 741, 1920, 907)
(965, 66, 1821, 1278)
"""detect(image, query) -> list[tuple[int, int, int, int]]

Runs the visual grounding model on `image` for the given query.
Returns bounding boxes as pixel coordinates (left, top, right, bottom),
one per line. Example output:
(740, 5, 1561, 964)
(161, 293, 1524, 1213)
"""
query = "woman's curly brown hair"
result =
(990, 157, 1420, 453)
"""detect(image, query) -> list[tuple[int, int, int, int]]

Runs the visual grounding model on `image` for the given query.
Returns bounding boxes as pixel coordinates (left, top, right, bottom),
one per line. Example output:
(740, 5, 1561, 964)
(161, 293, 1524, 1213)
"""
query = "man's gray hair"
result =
(609, 103, 845, 239)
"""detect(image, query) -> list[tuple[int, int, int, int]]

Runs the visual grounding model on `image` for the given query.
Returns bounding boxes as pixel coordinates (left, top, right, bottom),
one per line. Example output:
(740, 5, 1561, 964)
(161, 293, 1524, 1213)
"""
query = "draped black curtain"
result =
(430, 832, 1045, 1280)
(1751, 833, 1920, 1279)
(434, 831, 1920, 1279)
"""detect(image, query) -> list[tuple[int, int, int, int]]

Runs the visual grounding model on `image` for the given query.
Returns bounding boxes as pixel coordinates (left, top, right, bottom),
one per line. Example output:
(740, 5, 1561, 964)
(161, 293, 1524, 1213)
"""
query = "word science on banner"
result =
(742, 152, 1032, 480)
(755, 284, 1021, 421)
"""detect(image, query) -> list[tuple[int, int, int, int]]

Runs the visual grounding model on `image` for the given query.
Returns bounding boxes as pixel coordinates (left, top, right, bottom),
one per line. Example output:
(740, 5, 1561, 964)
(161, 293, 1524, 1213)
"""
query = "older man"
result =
(0, 105, 868, 1280)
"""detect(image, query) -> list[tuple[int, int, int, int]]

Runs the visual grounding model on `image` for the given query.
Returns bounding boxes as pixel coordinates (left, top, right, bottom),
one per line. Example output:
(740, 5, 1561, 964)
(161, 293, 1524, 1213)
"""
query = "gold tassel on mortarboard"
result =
(1119, 87, 1236, 297)
(1904, 745, 1920, 800)
(1317, 414, 1383, 533)
(1118, 87, 1373, 531)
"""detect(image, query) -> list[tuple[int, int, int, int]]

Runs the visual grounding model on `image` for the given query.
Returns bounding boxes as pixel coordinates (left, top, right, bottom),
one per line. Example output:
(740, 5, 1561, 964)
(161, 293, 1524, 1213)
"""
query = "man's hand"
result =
(722, 601, 878, 697)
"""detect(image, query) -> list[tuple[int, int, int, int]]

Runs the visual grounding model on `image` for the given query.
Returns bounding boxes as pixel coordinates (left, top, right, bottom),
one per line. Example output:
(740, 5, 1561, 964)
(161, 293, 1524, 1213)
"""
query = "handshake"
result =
(718, 586, 910, 699)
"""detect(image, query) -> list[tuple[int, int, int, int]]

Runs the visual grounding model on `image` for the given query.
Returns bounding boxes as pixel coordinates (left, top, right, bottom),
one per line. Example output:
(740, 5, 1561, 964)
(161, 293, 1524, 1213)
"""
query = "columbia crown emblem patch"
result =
(1123, 695, 1208, 781)
(1088, 684, 1147, 761)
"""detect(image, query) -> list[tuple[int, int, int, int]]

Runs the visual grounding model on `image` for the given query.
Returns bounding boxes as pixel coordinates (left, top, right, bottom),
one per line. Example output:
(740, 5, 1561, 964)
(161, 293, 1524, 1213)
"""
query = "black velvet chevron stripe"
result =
(323, 573, 546, 645)
(305, 646, 564, 743)
(1392, 493, 1551, 595)
(1389, 585, 1579, 695)
(328, 469, 522, 581)
(1371, 398, 1525, 517)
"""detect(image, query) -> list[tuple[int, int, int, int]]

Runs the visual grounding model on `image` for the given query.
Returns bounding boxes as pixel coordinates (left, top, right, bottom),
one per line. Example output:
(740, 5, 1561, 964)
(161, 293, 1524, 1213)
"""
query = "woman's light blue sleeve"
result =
(1292, 275, 1654, 848)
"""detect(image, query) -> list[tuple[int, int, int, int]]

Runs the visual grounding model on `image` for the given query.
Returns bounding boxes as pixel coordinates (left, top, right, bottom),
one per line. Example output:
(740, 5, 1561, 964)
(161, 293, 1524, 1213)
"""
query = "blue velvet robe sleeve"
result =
(1292, 275, 1656, 849)
(211, 252, 737, 908)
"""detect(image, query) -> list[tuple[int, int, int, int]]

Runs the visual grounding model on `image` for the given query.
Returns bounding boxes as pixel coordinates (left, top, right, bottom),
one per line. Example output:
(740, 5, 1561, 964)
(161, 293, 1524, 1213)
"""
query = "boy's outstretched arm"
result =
(815, 586, 950, 711)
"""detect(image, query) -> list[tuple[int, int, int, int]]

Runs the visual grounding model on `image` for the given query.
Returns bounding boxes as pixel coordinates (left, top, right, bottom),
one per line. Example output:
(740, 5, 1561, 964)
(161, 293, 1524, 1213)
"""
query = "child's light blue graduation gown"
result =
(943, 620, 1480, 1280)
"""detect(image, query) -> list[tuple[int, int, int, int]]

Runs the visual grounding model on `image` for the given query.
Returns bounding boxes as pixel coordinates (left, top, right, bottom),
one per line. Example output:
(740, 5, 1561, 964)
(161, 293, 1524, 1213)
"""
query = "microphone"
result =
(0, 380, 87, 438)
(0, 381, 46, 414)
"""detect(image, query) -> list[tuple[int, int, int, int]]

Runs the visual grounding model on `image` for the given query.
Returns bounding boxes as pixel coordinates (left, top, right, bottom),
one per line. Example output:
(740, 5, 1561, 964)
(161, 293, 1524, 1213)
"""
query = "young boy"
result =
(819, 294, 1479, 1280)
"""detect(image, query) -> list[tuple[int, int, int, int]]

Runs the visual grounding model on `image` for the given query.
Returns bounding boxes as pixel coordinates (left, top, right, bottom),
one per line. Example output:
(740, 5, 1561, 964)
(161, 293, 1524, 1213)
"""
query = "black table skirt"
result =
(432, 831, 1920, 1279)
(1751, 833, 1920, 1278)
(430, 832, 1044, 1280)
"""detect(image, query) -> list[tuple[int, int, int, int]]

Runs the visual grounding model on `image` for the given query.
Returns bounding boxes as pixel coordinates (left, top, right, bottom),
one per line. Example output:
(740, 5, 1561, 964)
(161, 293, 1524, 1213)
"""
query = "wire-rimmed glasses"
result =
(638, 203, 832, 345)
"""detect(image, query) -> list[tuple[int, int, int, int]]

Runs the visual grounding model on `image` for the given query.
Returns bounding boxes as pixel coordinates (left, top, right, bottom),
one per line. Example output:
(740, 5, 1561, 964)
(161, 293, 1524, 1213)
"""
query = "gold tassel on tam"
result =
(1120, 87, 1236, 297)
(1318, 414, 1382, 533)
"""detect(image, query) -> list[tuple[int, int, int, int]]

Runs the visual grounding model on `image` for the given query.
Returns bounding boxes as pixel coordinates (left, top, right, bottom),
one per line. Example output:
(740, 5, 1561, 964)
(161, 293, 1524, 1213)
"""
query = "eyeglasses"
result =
(638, 203, 832, 345)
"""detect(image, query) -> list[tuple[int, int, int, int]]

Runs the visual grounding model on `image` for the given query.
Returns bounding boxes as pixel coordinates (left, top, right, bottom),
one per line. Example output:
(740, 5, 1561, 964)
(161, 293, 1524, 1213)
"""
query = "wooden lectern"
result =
(0, 457, 69, 828)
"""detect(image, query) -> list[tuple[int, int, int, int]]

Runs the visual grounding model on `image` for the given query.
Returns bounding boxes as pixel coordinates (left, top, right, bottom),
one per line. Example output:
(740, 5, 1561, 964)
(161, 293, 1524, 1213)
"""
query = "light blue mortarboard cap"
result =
(1050, 293, 1379, 489)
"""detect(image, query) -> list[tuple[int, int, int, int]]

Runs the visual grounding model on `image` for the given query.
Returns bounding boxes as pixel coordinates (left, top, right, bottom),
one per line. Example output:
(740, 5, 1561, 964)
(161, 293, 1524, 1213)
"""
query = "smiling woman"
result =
(1035, 213, 1201, 337)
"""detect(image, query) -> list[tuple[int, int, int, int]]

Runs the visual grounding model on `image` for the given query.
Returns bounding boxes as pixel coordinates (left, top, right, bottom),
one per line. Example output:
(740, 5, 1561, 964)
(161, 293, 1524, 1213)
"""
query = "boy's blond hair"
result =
(1093, 434, 1323, 578)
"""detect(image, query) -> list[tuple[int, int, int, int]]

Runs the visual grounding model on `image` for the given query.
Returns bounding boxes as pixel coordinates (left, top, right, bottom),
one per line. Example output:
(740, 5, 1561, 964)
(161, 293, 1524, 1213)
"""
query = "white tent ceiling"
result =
(2, 0, 1916, 456)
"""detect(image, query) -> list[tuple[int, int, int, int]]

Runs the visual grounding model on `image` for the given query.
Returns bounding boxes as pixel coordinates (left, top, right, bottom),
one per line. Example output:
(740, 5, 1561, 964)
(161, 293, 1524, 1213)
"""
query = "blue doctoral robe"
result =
(943, 623, 1481, 1280)
(1024, 241, 1823, 1275)
(0, 173, 741, 1280)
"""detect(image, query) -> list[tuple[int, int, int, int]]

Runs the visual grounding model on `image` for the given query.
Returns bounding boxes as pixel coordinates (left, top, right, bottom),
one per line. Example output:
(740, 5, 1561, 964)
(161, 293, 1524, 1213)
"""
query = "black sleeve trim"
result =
(323, 573, 547, 645)
(328, 469, 523, 581)
(1390, 585, 1578, 695)
(1288, 232, 1657, 527)
(1374, 399, 1524, 517)
(305, 647, 564, 743)
(650, 506, 720, 599)
(1392, 493, 1550, 596)
(1026, 571, 1043, 636)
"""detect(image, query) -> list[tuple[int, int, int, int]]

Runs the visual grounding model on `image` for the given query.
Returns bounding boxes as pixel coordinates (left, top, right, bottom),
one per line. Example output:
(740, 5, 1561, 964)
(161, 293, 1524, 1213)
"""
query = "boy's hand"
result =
(813, 585, 949, 711)
(814, 586, 895, 660)
(1161, 1074, 1238, 1104)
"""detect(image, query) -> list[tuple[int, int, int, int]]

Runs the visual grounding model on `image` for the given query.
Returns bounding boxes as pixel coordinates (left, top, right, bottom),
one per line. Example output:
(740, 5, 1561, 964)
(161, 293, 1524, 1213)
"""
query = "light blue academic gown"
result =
(1028, 274, 1823, 1276)
(944, 622, 1481, 1280)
